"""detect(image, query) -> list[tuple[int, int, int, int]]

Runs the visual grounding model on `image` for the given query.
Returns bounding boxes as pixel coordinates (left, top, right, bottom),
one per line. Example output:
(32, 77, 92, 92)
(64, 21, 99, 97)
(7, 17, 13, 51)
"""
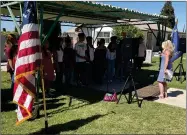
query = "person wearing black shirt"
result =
(85, 36, 94, 85)
(63, 37, 75, 86)
(93, 38, 107, 84)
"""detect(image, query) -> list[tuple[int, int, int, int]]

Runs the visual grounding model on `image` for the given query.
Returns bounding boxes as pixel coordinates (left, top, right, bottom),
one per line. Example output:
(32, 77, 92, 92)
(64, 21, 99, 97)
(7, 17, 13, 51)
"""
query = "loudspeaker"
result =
(121, 38, 133, 58)
(121, 38, 139, 59)
(178, 38, 186, 53)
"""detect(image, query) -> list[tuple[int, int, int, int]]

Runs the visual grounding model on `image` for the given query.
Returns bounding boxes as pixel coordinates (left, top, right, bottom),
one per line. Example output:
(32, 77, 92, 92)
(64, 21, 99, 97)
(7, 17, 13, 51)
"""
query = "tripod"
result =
(174, 53, 186, 83)
(116, 60, 142, 108)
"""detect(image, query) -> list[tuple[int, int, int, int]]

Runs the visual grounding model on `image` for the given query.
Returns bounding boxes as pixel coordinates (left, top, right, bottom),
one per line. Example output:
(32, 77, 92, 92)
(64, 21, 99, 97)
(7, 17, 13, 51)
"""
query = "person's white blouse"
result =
(57, 49, 63, 62)
(74, 42, 87, 62)
(88, 46, 94, 61)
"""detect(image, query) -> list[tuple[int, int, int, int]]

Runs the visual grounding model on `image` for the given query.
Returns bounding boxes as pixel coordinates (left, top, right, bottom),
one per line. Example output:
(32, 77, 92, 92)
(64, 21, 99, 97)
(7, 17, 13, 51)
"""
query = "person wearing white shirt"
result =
(106, 36, 117, 83)
(74, 33, 88, 85)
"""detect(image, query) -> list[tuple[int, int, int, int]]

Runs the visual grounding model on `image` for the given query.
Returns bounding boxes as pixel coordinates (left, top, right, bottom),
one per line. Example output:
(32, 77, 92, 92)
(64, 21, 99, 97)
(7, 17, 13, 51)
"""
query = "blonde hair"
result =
(162, 40, 174, 57)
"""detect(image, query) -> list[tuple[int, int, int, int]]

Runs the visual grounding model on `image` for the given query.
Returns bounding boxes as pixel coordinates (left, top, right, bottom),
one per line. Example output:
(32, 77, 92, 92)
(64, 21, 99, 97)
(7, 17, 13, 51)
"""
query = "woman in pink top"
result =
(4, 34, 17, 78)
(42, 40, 55, 97)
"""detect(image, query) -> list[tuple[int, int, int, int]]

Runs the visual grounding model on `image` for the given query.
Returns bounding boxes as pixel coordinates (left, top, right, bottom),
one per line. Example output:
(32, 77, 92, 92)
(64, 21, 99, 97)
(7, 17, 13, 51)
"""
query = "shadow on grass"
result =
(38, 98, 66, 105)
(49, 84, 106, 105)
(0, 69, 161, 112)
(142, 63, 153, 67)
(50, 69, 159, 103)
(1, 88, 15, 112)
(1, 88, 13, 103)
(29, 113, 109, 135)
(134, 69, 159, 89)
(47, 102, 89, 117)
(1, 103, 16, 112)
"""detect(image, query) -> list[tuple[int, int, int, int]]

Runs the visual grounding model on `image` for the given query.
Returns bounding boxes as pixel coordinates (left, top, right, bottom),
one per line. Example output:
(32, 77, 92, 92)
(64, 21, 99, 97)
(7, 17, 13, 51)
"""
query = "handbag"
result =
(164, 69, 173, 81)
(103, 89, 118, 102)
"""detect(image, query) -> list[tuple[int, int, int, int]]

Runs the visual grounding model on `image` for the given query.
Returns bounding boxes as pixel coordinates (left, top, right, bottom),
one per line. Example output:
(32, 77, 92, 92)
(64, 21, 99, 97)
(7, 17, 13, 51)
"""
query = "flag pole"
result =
(40, 66, 48, 132)
(37, 1, 48, 132)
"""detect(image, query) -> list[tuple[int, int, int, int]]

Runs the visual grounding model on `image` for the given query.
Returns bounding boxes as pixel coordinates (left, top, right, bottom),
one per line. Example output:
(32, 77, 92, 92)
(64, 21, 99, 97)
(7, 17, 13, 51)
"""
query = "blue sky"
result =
(1, 1, 186, 32)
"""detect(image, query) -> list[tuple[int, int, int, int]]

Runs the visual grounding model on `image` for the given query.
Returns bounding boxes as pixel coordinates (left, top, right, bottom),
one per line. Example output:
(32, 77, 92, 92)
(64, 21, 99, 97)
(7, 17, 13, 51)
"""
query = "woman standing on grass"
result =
(42, 40, 55, 97)
(4, 34, 17, 80)
(157, 40, 174, 99)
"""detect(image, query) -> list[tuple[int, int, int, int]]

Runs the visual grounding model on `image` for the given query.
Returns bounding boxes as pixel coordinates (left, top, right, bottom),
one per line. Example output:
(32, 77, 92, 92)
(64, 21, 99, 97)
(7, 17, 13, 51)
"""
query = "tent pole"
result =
(19, 3, 23, 23)
(1, 1, 21, 8)
(7, 5, 21, 35)
(163, 21, 167, 40)
(146, 23, 157, 39)
(37, 2, 49, 133)
(87, 27, 89, 36)
(93, 26, 103, 44)
(93, 27, 96, 46)
(157, 21, 161, 71)
(91, 27, 93, 38)
(42, 7, 64, 44)
(161, 20, 164, 41)
(80, 27, 84, 34)
(39, 3, 44, 41)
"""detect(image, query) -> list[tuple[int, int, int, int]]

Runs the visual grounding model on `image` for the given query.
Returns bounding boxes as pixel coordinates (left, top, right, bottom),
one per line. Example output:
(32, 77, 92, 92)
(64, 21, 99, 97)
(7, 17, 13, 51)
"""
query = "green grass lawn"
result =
(1, 57, 186, 135)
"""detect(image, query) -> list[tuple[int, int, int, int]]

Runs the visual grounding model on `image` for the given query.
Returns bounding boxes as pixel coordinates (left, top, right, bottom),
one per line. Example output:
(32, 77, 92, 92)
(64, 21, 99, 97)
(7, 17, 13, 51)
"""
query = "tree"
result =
(160, 1, 175, 29)
(2, 28, 6, 32)
(113, 25, 144, 39)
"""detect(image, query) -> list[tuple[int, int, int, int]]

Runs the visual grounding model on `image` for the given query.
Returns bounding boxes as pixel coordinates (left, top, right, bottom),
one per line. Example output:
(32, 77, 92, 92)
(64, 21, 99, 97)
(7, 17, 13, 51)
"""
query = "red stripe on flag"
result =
(15, 59, 41, 76)
(20, 105, 30, 119)
(18, 76, 36, 95)
(18, 90, 27, 107)
(18, 31, 39, 44)
(18, 45, 41, 58)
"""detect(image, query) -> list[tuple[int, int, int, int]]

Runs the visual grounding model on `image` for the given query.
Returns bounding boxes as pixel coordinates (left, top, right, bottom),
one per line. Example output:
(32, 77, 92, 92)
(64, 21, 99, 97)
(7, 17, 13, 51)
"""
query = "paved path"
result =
(1, 62, 7, 71)
(153, 88, 186, 109)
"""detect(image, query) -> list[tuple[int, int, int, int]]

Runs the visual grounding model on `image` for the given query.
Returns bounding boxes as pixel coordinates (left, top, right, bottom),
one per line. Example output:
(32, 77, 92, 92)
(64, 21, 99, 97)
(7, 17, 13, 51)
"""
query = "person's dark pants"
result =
(11, 72, 14, 91)
(116, 62, 124, 81)
(107, 59, 115, 81)
(75, 62, 86, 85)
(55, 62, 64, 89)
(8, 70, 14, 91)
(85, 62, 93, 85)
(11, 72, 17, 109)
(44, 79, 52, 93)
(94, 62, 106, 84)
(64, 67, 73, 85)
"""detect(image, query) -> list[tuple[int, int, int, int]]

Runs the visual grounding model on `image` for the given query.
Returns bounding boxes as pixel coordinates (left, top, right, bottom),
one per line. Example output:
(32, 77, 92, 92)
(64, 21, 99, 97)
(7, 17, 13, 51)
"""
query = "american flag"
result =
(170, 22, 182, 63)
(13, 1, 42, 125)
